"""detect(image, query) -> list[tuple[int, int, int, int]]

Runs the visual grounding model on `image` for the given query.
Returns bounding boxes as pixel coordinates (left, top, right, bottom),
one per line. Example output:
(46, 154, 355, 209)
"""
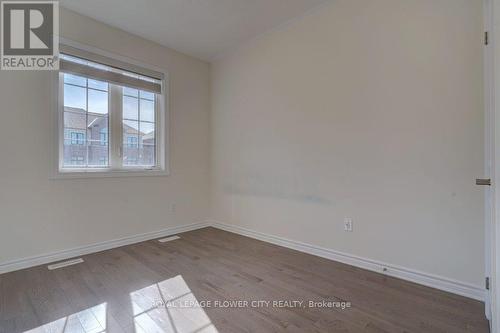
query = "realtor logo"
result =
(1, 1, 59, 70)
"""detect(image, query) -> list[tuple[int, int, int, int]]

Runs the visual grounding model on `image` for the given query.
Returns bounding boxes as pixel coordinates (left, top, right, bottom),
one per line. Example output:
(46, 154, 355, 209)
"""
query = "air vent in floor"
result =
(158, 236, 180, 243)
(48, 258, 84, 270)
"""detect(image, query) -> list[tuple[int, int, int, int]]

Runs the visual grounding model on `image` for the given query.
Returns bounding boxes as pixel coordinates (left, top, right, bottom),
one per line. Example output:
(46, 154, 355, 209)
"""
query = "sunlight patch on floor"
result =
(21, 276, 217, 332)
(130, 275, 219, 333)
(24, 303, 107, 333)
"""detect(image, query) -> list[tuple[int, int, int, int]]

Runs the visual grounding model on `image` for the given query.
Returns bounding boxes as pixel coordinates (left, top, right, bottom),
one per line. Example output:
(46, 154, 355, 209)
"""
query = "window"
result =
(64, 128, 85, 145)
(68, 131, 85, 145)
(123, 88, 156, 166)
(126, 136, 138, 148)
(100, 128, 108, 146)
(63, 72, 109, 168)
(55, 45, 167, 177)
(70, 156, 85, 166)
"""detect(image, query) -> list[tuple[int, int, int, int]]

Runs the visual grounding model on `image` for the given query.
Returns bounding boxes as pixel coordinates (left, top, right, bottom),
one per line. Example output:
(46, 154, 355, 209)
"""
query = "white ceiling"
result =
(60, 0, 329, 62)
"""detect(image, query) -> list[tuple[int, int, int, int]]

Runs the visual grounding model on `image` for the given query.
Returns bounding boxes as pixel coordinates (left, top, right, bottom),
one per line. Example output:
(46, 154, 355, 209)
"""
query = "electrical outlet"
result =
(344, 218, 353, 232)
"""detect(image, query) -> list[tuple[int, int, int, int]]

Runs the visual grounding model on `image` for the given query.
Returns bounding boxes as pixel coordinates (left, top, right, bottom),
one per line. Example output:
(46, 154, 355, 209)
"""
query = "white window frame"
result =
(50, 39, 169, 179)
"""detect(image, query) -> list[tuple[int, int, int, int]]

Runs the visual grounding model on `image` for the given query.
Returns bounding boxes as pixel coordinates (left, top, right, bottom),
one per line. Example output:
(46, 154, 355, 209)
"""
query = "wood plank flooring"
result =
(0, 227, 489, 333)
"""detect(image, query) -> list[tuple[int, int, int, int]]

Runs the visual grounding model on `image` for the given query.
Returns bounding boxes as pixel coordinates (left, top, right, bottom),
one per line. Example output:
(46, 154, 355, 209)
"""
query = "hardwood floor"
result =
(0, 227, 489, 333)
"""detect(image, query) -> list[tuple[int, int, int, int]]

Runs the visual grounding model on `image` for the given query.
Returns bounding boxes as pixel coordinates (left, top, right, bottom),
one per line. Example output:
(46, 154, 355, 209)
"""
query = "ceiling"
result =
(60, 0, 329, 62)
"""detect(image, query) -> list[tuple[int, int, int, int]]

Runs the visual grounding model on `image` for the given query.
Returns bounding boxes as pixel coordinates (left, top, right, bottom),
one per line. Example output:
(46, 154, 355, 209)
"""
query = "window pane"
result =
(88, 79, 108, 91)
(88, 145, 108, 166)
(64, 84, 86, 110)
(123, 120, 139, 166)
(123, 96, 138, 120)
(140, 121, 155, 136)
(63, 78, 88, 168)
(123, 120, 139, 137)
(139, 123, 155, 166)
(123, 149, 138, 165)
(64, 109, 86, 130)
(88, 145, 108, 167)
(88, 89, 108, 115)
(99, 128, 108, 146)
(88, 115, 109, 167)
(140, 90, 155, 100)
(138, 144, 155, 166)
(123, 87, 138, 97)
(87, 116, 108, 143)
(140, 99, 155, 122)
(63, 129, 87, 167)
(61, 71, 161, 171)
(62, 74, 110, 169)
(64, 73, 86, 87)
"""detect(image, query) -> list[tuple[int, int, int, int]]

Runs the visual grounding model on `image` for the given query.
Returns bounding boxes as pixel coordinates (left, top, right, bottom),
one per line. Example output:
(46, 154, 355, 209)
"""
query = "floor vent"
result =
(158, 236, 180, 243)
(48, 258, 84, 270)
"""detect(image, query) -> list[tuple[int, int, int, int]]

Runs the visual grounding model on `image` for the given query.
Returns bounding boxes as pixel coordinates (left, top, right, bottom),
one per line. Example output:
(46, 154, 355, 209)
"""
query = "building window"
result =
(126, 136, 138, 148)
(71, 132, 85, 145)
(55, 45, 167, 177)
(70, 156, 85, 166)
(100, 128, 108, 146)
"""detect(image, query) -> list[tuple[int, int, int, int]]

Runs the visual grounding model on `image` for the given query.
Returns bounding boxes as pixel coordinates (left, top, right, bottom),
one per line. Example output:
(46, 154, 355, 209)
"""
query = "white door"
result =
(486, 0, 499, 332)
(483, 0, 492, 324)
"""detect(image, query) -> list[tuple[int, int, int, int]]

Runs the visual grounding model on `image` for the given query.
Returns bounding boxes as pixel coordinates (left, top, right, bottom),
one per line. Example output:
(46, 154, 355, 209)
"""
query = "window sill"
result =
(51, 168, 169, 180)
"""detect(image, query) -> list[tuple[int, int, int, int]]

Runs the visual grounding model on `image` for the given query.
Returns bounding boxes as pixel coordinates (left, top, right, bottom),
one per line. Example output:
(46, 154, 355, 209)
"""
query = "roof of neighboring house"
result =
(142, 132, 155, 141)
(64, 107, 108, 131)
(64, 107, 151, 138)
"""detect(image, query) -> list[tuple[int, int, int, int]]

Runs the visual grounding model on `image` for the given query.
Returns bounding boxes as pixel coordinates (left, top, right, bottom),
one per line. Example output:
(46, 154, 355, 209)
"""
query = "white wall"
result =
(0, 8, 210, 265)
(0, 1, 486, 293)
(211, 0, 485, 287)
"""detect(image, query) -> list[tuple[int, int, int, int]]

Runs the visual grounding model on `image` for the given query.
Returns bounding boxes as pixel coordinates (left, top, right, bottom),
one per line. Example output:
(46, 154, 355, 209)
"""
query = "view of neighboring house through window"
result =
(70, 132, 85, 145)
(59, 51, 163, 173)
(123, 87, 156, 166)
(63, 73, 109, 168)
(71, 156, 85, 165)
(127, 136, 138, 148)
(100, 128, 108, 146)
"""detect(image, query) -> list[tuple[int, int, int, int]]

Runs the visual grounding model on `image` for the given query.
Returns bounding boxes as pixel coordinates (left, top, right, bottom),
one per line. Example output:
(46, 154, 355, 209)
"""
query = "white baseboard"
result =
(0, 220, 485, 302)
(209, 221, 486, 302)
(0, 222, 210, 275)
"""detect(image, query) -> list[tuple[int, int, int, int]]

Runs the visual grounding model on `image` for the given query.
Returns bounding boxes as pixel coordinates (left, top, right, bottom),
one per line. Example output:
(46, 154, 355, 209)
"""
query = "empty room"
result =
(0, 0, 498, 332)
